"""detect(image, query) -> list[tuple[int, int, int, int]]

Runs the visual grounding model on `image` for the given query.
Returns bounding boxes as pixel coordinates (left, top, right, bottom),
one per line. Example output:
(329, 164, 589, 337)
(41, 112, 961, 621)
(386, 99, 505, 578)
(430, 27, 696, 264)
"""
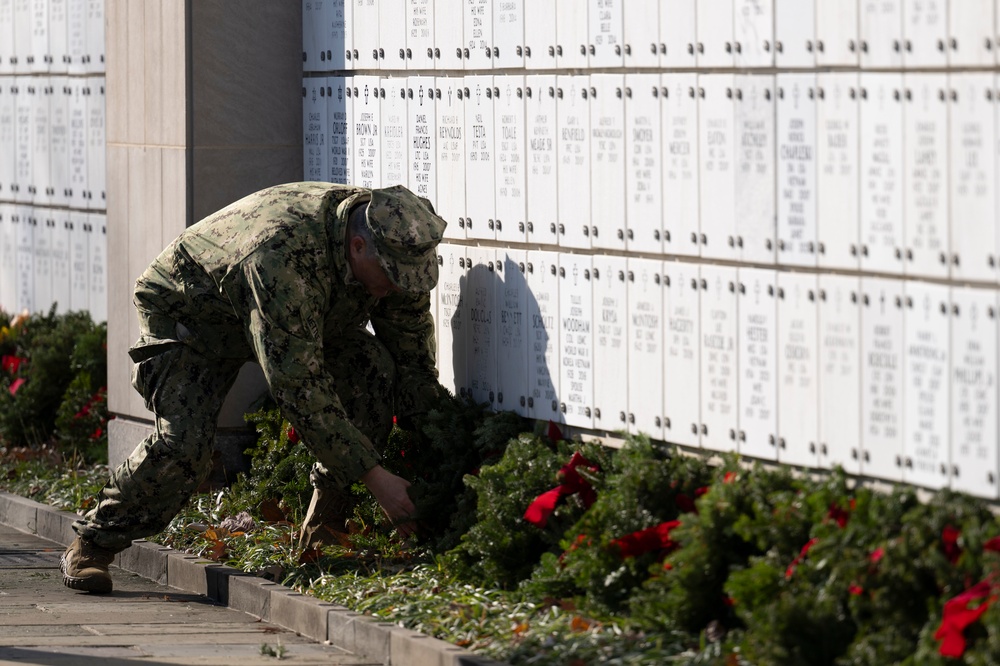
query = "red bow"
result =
(8, 377, 25, 396)
(935, 579, 998, 658)
(523, 452, 598, 528)
(611, 520, 682, 559)
(1, 355, 24, 375)
(785, 538, 820, 580)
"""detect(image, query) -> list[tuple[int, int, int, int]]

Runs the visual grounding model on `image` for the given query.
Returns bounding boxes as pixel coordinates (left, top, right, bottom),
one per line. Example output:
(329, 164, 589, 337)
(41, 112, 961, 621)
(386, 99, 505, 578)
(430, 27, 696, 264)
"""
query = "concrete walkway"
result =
(0, 492, 503, 666)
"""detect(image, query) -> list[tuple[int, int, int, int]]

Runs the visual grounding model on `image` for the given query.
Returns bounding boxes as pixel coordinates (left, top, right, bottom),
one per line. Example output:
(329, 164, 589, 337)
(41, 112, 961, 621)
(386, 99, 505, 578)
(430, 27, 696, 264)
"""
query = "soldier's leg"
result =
(72, 343, 245, 553)
(300, 327, 395, 547)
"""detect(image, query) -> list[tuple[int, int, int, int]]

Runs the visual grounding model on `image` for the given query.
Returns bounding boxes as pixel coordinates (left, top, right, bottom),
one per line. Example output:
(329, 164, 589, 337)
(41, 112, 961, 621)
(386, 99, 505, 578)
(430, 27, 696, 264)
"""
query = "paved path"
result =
(0, 523, 376, 665)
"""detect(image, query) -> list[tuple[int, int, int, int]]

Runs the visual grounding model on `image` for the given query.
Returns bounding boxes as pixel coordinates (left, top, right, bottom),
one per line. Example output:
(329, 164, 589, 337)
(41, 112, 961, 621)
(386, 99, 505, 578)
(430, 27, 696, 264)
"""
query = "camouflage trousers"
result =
(73, 314, 396, 553)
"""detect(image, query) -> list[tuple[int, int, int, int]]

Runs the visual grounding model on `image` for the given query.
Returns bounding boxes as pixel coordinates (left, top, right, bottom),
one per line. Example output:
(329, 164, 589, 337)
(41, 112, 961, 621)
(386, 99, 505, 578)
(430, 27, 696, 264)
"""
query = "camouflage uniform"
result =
(73, 182, 447, 552)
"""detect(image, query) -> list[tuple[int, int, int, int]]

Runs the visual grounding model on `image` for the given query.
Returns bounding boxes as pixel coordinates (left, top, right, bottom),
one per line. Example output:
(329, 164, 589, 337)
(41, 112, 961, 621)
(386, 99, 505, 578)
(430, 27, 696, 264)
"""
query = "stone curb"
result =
(0, 491, 506, 666)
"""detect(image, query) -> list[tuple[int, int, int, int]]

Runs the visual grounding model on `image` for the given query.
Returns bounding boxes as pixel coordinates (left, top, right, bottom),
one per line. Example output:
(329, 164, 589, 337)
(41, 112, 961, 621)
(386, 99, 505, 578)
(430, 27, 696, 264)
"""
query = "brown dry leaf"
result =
(208, 540, 226, 561)
(511, 622, 529, 635)
(258, 498, 285, 523)
(570, 616, 592, 632)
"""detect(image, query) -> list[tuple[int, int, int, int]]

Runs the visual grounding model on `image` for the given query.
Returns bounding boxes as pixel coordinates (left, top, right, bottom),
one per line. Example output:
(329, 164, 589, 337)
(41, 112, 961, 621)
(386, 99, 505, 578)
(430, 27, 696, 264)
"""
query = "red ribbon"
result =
(985, 537, 1000, 553)
(287, 426, 300, 444)
(942, 525, 962, 564)
(8, 377, 25, 396)
(611, 520, 682, 559)
(935, 579, 998, 658)
(546, 420, 564, 443)
(785, 538, 820, 580)
(1, 355, 24, 375)
(523, 452, 598, 528)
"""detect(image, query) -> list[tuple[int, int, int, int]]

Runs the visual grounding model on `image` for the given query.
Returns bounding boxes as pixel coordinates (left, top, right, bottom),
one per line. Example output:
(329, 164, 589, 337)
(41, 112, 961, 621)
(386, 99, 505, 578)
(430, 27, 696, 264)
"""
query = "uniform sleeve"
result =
(370, 291, 446, 417)
(233, 255, 381, 487)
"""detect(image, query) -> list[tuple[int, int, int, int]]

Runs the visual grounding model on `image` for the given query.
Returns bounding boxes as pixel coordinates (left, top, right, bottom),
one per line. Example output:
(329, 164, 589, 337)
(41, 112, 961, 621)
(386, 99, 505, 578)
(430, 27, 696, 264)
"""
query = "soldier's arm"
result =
(370, 291, 448, 417)
(232, 254, 382, 488)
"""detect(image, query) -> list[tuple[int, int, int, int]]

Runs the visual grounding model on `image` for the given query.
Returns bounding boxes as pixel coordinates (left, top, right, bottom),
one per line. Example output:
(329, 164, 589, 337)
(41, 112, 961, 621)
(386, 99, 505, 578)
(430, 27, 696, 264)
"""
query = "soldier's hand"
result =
(360, 465, 417, 537)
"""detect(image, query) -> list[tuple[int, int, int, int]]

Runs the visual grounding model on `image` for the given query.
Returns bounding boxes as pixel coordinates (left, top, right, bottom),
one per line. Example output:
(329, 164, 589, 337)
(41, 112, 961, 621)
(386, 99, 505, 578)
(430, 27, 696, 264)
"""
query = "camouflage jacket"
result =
(131, 182, 441, 481)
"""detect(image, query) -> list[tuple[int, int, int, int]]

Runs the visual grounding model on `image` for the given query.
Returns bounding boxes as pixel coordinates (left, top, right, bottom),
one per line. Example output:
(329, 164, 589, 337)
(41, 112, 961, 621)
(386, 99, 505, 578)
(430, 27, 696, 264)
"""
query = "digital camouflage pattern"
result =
(365, 185, 445, 293)
(73, 182, 447, 551)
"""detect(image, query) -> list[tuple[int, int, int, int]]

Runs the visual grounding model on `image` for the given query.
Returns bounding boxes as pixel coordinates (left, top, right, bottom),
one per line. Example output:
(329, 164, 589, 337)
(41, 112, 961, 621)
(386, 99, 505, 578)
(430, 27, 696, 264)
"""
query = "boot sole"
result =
(60, 557, 113, 594)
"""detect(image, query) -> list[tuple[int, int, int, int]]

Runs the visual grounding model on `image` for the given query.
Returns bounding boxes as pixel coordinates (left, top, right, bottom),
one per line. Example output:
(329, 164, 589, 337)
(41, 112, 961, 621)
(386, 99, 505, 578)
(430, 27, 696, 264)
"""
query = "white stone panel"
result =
(380, 77, 408, 187)
(950, 287, 999, 499)
(29, 0, 47, 74)
(661, 0, 697, 68)
(859, 72, 904, 274)
(699, 264, 738, 453)
(435, 243, 468, 398)
(329, 77, 353, 185)
(495, 249, 529, 416)
(556, 0, 588, 69)
(66, 0, 83, 74)
(817, 274, 862, 474)
(302, 0, 324, 71)
(697, 0, 735, 68)
(48, 0, 66, 73)
(380, 0, 407, 70)
(464, 0, 492, 70)
(352, 76, 381, 189)
(777, 272, 820, 467)
(592, 255, 628, 433)
(83, 0, 101, 74)
(523, 0, 556, 69)
(492, 0, 524, 69)
(589, 73, 626, 251)
(31, 76, 49, 206)
(13, 77, 32, 203)
(817, 72, 860, 270)
(627, 258, 664, 440)
(860, 0, 903, 69)
(816, 0, 859, 66)
(902, 280, 949, 489)
(323, 0, 352, 71)
(948, 0, 993, 67)
(556, 75, 591, 249)
(903, 73, 948, 279)
(86, 211, 104, 322)
(13, 0, 30, 75)
(698, 73, 737, 261)
(406, 0, 434, 70)
(434, 0, 464, 70)
(860, 277, 905, 482)
(734, 0, 773, 68)
(525, 75, 557, 244)
(949, 73, 996, 282)
(406, 76, 435, 201)
(50, 207, 68, 313)
(622, 0, 659, 69)
(559, 253, 594, 429)
(494, 76, 526, 243)
(737, 267, 777, 461)
(735, 74, 775, 264)
(84, 75, 102, 209)
(463, 75, 496, 240)
(0, 78, 14, 198)
(31, 209, 50, 312)
(588, 0, 623, 68)
(774, 0, 815, 68)
(48, 75, 67, 206)
(0, 204, 14, 310)
(434, 77, 466, 239)
(66, 76, 84, 208)
(303, 77, 328, 183)
(14, 205, 32, 312)
(466, 247, 498, 409)
(662, 73, 699, 257)
(352, 0, 379, 70)
(776, 73, 817, 267)
(664, 261, 700, 447)
(526, 250, 561, 423)
(0, 0, 13, 75)
(902, 0, 946, 68)
(625, 74, 663, 254)
(68, 208, 85, 310)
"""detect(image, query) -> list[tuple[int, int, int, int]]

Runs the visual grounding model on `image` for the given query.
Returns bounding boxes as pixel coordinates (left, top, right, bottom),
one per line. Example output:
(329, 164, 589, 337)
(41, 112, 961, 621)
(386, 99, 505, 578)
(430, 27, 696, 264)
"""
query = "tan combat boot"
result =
(298, 486, 355, 551)
(60, 536, 116, 593)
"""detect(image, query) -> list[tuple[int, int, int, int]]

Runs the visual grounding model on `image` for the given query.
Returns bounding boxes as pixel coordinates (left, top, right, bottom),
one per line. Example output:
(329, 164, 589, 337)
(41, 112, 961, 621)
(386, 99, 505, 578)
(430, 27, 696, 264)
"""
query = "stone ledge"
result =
(0, 491, 508, 666)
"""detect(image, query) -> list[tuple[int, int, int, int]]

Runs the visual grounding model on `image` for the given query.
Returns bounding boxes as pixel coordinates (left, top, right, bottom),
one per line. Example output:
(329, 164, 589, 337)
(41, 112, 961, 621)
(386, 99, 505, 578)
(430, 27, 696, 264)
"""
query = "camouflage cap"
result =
(366, 185, 447, 293)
